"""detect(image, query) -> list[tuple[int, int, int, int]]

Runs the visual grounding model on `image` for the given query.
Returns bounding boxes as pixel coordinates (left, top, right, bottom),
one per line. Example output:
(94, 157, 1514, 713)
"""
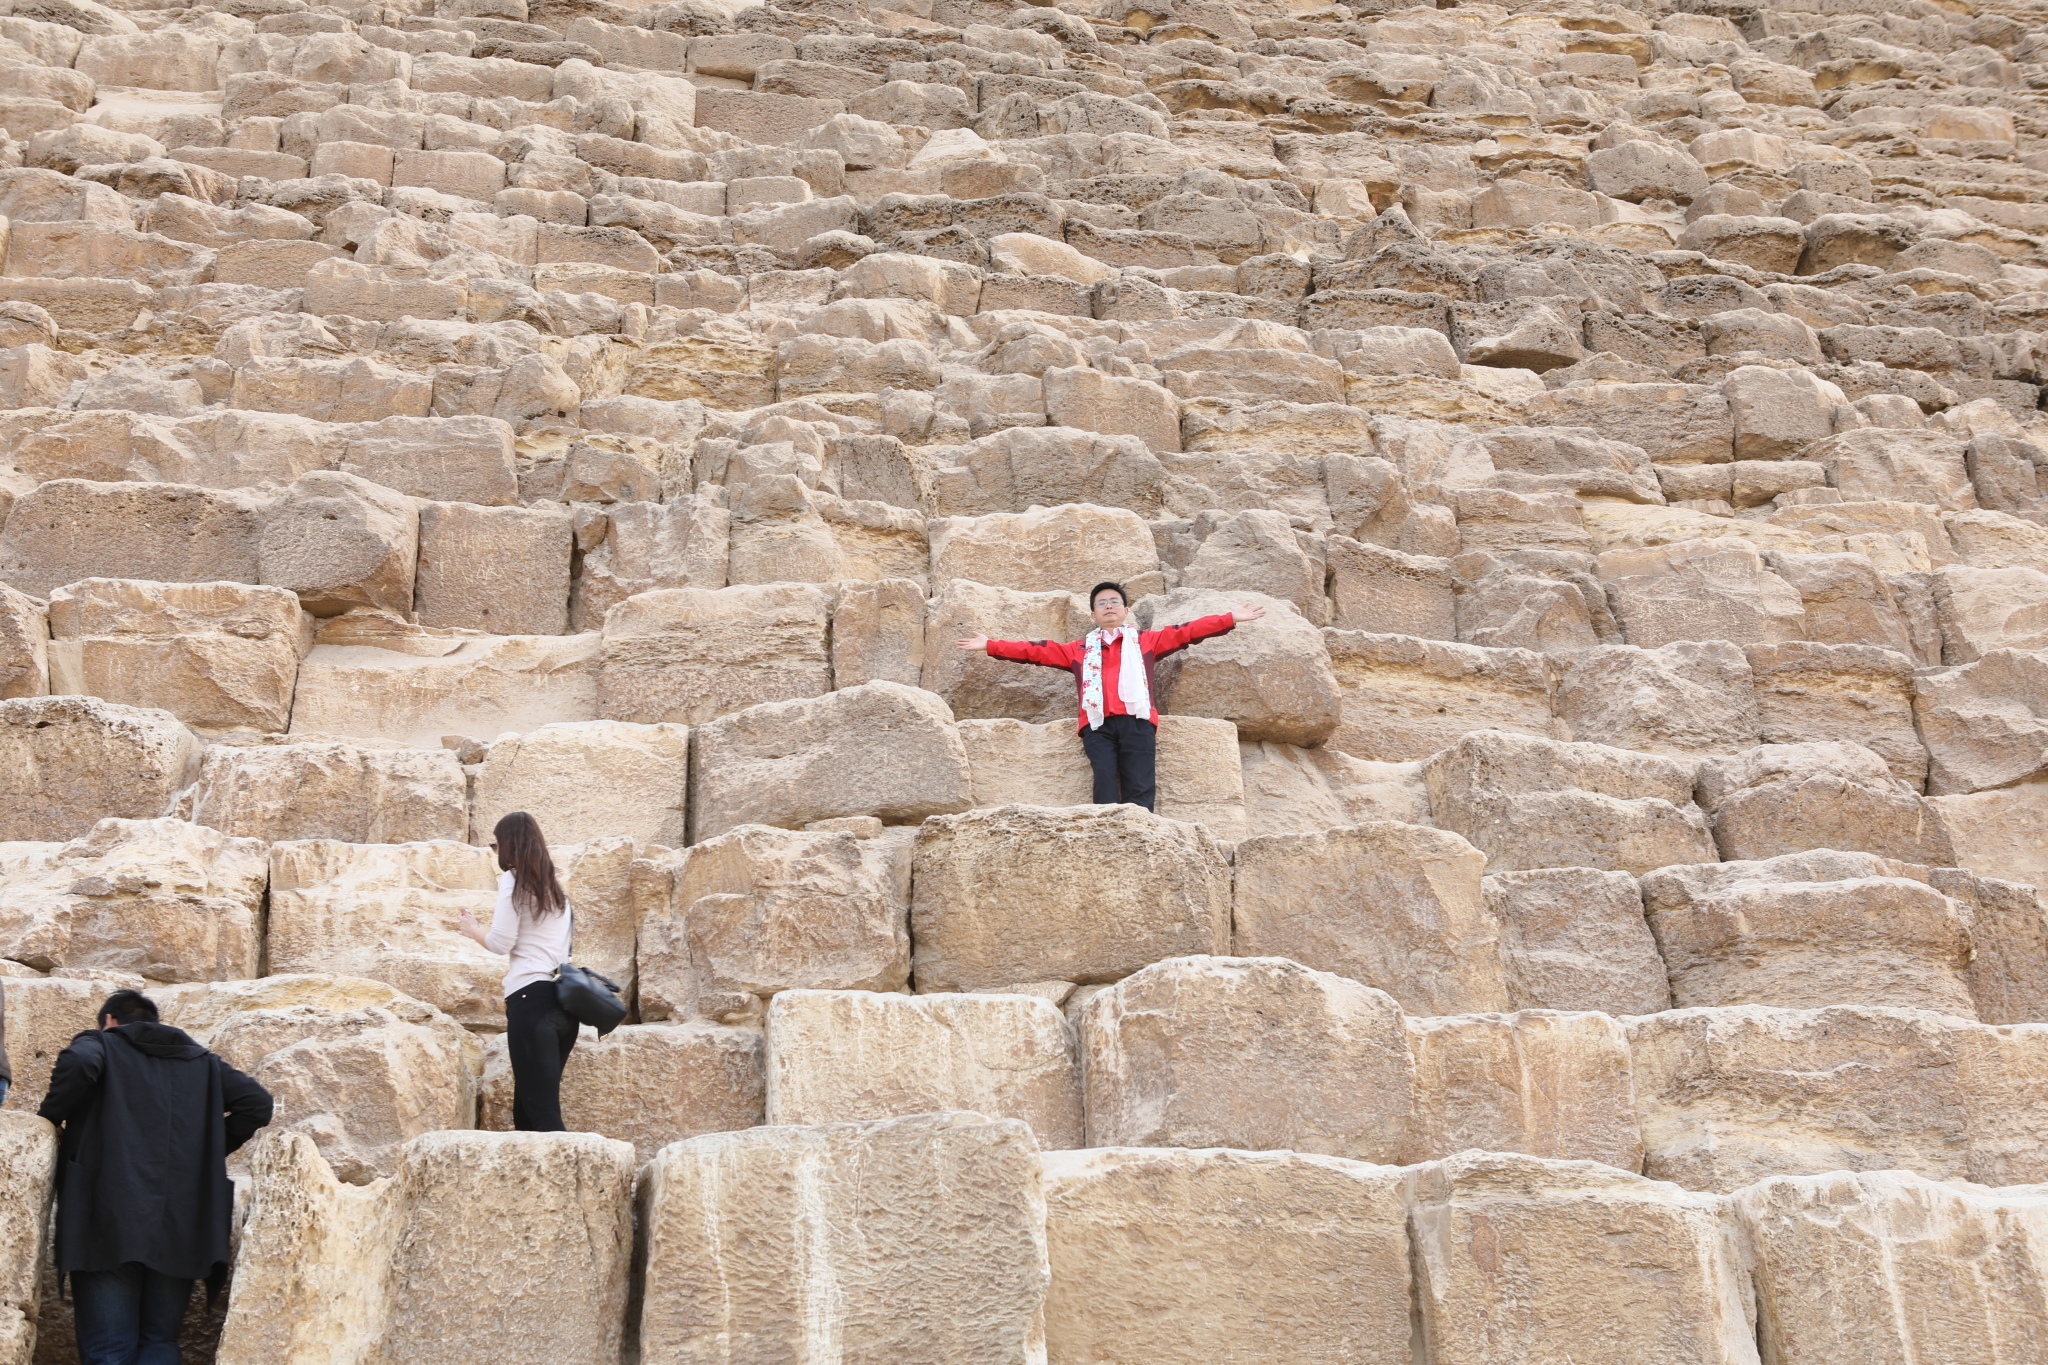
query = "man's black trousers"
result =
(1082, 714, 1157, 811)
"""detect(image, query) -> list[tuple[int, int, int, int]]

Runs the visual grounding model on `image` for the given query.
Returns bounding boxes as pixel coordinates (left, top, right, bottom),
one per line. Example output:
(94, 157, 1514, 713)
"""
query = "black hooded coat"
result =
(37, 1022, 273, 1284)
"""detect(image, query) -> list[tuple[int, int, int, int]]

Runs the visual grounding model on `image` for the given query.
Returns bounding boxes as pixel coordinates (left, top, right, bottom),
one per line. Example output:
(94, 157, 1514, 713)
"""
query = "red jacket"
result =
(987, 614, 1237, 731)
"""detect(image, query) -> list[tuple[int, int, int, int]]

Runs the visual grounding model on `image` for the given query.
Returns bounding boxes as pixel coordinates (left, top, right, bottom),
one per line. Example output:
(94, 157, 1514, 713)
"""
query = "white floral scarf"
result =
(1080, 626, 1150, 730)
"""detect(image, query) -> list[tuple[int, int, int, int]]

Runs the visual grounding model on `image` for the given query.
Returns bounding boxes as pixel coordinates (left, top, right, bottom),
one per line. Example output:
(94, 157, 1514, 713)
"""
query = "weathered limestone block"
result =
(1598, 538, 1807, 650)
(1232, 822, 1508, 1016)
(912, 805, 1230, 992)
(829, 577, 925, 690)
(0, 585, 47, 701)
(0, 1111, 56, 1364)
(186, 741, 465, 845)
(1042, 1148, 1411, 1365)
(0, 818, 265, 982)
(0, 696, 200, 842)
(47, 578, 311, 733)
(1931, 781, 2048, 897)
(1140, 589, 1342, 746)
(1323, 631, 1555, 762)
(957, 714, 1249, 839)
(1627, 1005, 2048, 1191)
(765, 990, 1081, 1149)
(259, 471, 418, 619)
(1485, 867, 1672, 1016)
(922, 579, 1094, 724)
(1734, 1170, 2048, 1365)
(479, 1022, 764, 1165)
(1408, 1152, 1760, 1365)
(1930, 866, 2048, 1027)
(1405, 1010, 1644, 1170)
(691, 682, 973, 839)
(1175, 509, 1330, 625)
(636, 1113, 1048, 1365)
(1553, 640, 1761, 760)
(1913, 649, 2048, 796)
(1239, 742, 1432, 838)
(1081, 956, 1414, 1162)
(1698, 741, 1954, 865)
(1934, 565, 2048, 663)
(289, 632, 600, 749)
(1423, 730, 1718, 875)
(1806, 428, 1977, 509)
(217, 1130, 636, 1365)
(414, 502, 573, 637)
(1326, 538, 1451, 638)
(471, 720, 688, 849)
(595, 583, 831, 727)
(641, 823, 908, 1024)
(928, 504, 1160, 595)
(1746, 641, 1926, 788)
(1642, 851, 1977, 1016)
(571, 497, 730, 633)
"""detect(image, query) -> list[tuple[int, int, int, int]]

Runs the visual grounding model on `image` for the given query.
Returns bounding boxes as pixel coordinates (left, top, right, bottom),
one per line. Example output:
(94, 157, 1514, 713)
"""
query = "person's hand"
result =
(1232, 605, 1267, 623)
(458, 909, 480, 935)
(956, 633, 989, 652)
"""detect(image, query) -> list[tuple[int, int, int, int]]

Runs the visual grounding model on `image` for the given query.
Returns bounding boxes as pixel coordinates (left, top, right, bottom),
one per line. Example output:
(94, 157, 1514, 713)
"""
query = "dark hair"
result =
(99, 989, 158, 1026)
(1089, 581, 1127, 609)
(493, 812, 566, 918)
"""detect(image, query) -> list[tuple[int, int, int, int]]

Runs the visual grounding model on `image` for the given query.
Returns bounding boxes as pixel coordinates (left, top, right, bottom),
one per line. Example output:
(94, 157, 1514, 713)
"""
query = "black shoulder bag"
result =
(554, 910, 627, 1035)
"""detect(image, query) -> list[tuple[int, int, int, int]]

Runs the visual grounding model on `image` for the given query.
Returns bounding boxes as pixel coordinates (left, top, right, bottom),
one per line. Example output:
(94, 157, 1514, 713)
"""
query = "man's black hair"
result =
(99, 989, 159, 1026)
(1089, 581, 1127, 609)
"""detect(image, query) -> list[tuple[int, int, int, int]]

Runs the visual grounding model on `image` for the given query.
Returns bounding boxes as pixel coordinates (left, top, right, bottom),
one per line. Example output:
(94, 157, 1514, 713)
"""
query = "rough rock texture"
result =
(0, 1112, 56, 1364)
(470, 720, 689, 849)
(0, 696, 200, 841)
(1405, 1010, 1644, 1170)
(186, 741, 466, 845)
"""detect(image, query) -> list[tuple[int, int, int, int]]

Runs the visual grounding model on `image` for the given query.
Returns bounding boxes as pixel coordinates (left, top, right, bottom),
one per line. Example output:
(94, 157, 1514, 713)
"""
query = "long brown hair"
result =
(493, 812, 566, 918)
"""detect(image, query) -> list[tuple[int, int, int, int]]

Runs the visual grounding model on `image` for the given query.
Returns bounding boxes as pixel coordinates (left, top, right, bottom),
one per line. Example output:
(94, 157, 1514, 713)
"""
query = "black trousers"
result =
(505, 980, 578, 1132)
(1081, 714, 1158, 811)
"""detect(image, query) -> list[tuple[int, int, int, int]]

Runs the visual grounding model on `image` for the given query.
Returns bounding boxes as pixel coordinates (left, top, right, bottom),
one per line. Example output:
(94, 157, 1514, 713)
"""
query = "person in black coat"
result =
(37, 989, 273, 1365)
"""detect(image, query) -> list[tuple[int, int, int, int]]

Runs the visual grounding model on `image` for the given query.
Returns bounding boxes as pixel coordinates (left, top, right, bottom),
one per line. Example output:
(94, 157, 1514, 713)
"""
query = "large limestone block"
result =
(1916, 649, 2048, 796)
(0, 695, 199, 841)
(1323, 630, 1556, 762)
(1423, 730, 1718, 875)
(928, 504, 1160, 595)
(572, 497, 730, 632)
(0, 1111, 55, 1365)
(1042, 1148, 1411, 1365)
(185, 741, 465, 844)
(218, 1130, 636, 1365)
(260, 471, 418, 619)
(1734, 1170, 2048, 1365)
(289, 633, 600, 749)
(0, 585, 48, 701)
(912, 804, 1230, 992)
(549, 837, 662, 1007)
(1081, 956, 1415, 1162)
(1806, 427, 1977, 510)
(925, 427, 1169, 520)
(642, 823, 908, 1023)
(0, 817, 265, 982)
(479, 1022, 764, 1165)
(1932, 780, 2048, 896)
(1698, 741, 1954, 865)
(1405, 1010, 1644, 1170)
(1138, 589, 1342, 746)
(691, 682, 972, 839)
(1746, 641, 1926, 788)
(1626, 1005, 2048, 1191)
(829, 577, 925, 691)
(470, 720, 688, 849)
(957, 714, 1248, 839)
(595, 583, 830, 726)
(47, 578, 311, 733)
(1553, 640, 1761, 761)
(922, 578, 1094, 724)
(766, 990, 1081, 1149)
(1408, 1152, 1761, 1365)
(1934, 565, 2048, 663)
(0, 479, 264, 599)
(1598, 537, 1807, 650)
(1485, 867, 1672, 1016)
(414, 502, 573, 637)
(1932, 866, 2048, 1027)
(1232, 821, 1508, 1016)
(1642, 851, 1977, 1016)
(205, 992, 481, 1183)
(1239, 742, 1432, 838)
(636, 1113, 1049, 1365)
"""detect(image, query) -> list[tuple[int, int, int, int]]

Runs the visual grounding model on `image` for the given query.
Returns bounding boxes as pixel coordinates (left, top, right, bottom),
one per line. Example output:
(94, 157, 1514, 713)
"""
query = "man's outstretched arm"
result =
(956, 633, 1077, 669)
(1147, 604, 1267, 657)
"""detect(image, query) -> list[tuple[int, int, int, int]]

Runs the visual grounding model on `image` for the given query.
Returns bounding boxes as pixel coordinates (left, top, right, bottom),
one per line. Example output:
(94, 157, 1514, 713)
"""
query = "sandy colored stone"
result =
(471, 720, 688, 849)
(0, 585, 47, 701)
(289, 632, 600, 749)
(1932, 780, 2048, 896)
(1139, 589, 1342, 746)
(414, 501, 573, 637)
(1643, 851, 1976, 1016)
(1081, 955, 1414, 1162)
(928, 503, 1159, 595)
(0, 1111, 56, 1365)
(218, 1129, 636, 1365)
(1745, 641, 1926, 788)
(1698, 740, 1954, 865)
(1408, 1152, 1761, 1365)
(1042, 1147, 1411, 1365)
(1485, 867, 1672, 1016)
(259, 471, 419, 619)
(479, 1022, 764, 1165)
(1232, 821, 1508, 1016)
(642, 823, 908, 1023)
(912, 804, 1230, 992)
(1598, 537, 1807, 649)
(0, 479, 265, 599)
(1914, 648, 2048, 796)
(830, 577, 925, 690)
(0, 695, 200, 842)
(766, 990, 1081, 1148)
(636, 1112, 1048, 1365)
(1405, 1010, 1644, 1170)
(1238, 743, 1431, 838)
(0, 975, 152, 1116)
(956, 714, 1247, 838)
(1323, 630, 1556, 762)
(691, 681, 973, 839)
(0, 817, 265, 982)
(595, 583, 831, 727)
(921, 578, 1094, 725)
(1553, 639, 1761, 761)
(186, 741, 465, 845)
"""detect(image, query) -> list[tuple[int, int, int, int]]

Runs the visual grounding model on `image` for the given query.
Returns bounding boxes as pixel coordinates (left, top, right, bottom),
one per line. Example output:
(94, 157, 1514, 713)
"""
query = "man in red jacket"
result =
(957, 581, 1263, 811)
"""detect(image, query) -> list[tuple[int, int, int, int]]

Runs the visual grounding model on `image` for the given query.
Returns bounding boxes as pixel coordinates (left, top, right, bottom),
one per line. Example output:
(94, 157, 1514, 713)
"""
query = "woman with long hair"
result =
(456, 811, 577, 1131)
